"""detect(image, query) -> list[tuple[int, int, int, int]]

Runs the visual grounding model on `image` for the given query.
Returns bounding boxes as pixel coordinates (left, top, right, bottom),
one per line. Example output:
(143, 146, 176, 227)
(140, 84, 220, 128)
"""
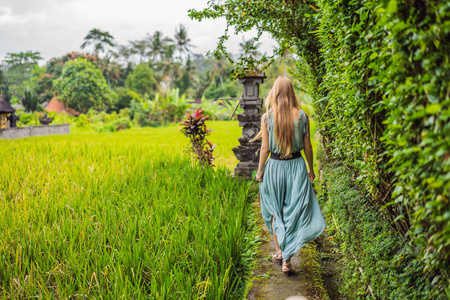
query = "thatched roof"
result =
(0, 95, 15, 113)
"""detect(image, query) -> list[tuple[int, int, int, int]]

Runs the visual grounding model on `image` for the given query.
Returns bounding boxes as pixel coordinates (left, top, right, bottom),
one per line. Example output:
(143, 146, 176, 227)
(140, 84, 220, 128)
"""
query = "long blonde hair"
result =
(251, 76, 301, 155)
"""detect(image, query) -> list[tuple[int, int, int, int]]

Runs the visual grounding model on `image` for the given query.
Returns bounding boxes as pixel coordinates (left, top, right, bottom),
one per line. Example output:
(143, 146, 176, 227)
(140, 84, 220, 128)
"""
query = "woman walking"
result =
(254, 76, 326, 276)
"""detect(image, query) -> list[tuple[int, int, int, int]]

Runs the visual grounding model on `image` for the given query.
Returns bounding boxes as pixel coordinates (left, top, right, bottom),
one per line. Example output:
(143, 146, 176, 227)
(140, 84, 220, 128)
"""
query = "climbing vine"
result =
(190, 0, 450, 297)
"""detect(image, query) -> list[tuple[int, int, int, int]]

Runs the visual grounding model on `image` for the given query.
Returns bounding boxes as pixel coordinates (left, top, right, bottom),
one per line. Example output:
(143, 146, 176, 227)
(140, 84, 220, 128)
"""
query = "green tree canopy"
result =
(53, 58, 110, 113)
(2, 51, 43, 95)
(125, 63, 156, 96)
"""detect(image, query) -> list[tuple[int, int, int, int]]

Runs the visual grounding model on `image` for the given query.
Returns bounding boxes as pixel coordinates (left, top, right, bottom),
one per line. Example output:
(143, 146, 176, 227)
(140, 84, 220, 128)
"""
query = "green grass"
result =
(0, 119, 318, 299)
(71, 121, 242, 168)
(0, 121, 259, 299)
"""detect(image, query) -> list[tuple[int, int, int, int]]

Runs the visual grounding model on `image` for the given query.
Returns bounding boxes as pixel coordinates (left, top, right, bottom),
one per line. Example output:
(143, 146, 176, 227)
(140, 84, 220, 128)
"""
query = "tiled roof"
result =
(45, 97, 79, 116)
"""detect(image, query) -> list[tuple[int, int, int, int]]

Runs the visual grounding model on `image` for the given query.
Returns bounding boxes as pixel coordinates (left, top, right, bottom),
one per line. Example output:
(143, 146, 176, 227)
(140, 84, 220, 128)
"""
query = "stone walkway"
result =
(247, 203, 329, 300)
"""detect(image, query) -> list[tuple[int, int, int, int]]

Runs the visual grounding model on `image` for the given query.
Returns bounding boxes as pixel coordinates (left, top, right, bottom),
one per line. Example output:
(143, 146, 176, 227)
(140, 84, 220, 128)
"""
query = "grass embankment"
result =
(0, 121, 260, 299)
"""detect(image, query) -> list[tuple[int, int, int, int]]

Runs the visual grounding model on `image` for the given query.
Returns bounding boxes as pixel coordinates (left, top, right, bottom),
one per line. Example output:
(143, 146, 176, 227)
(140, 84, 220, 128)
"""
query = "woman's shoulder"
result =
(261, 112, 269, 125)
(298, 109, 308, 120)
(262, 109, 273, 120)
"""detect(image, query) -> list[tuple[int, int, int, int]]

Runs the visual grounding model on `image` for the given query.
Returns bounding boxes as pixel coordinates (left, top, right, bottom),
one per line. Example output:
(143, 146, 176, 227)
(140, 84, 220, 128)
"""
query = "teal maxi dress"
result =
(259, 110, 326, 261)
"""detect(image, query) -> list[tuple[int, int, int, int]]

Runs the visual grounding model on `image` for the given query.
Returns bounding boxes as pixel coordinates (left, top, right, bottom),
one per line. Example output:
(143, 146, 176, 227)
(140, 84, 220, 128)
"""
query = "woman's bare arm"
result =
(303, 113, 315, 181)
(256, 113, 270, 181)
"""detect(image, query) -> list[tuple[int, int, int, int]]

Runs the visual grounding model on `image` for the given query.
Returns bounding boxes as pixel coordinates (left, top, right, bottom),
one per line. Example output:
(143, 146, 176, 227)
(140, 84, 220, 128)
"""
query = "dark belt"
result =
(270, 151, 302, 160)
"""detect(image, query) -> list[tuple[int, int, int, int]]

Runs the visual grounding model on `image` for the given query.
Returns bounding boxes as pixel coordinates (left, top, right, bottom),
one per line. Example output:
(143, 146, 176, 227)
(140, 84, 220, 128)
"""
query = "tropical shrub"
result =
(95, 118, 132, 133)
(130, 88, 192, 126)
(125, 63, 157, 97)
(21, 86, 43, 112)
(17, 112, 41, 126)
(53, 58, 110, 113)
(203, 79, 239, 100)
(180, 109, 216, 166)
(33, 73, 54, 103)
(193, 97, 239, 121)
(109, 86, 134, 112)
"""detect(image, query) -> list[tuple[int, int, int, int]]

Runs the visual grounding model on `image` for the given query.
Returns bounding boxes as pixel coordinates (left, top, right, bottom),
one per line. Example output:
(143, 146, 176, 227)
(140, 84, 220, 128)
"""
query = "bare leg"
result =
(271, 216, 281, 253)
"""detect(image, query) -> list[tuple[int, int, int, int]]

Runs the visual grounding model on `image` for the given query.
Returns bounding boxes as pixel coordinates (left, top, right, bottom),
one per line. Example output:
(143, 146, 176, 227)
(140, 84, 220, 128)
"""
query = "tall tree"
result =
(2, 51, 43, 95)
(129, 39, 149, 64)
(174, 24, 194, 62)
(53, 58, 110, 112)
(100, 54, 122, 87)
(81, 28, 115, 55)
(149, 31, 172, 62)
(0, 69, 12, 103)
(4, 51, 42, 67)
(208, 54, 229, 86)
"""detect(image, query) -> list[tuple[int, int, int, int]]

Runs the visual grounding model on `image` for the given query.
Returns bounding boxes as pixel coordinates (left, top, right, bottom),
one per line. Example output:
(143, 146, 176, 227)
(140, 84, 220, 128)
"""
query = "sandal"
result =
(282, 260, 296, 277)
(272, 251, 283, 265)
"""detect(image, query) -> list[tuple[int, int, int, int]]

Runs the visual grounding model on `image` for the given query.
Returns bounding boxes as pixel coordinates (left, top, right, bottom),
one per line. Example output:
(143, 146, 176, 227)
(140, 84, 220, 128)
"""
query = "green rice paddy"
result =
(0, 119, 318, 299)
(0, 121, 261, 299)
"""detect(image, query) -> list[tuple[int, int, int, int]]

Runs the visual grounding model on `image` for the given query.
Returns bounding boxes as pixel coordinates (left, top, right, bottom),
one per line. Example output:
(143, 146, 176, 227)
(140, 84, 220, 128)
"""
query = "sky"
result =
(0, 0, 276, 64)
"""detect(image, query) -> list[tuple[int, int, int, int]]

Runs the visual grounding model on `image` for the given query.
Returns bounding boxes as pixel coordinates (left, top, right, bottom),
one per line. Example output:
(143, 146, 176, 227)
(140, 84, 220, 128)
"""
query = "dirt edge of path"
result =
(245, 197, 330, 300)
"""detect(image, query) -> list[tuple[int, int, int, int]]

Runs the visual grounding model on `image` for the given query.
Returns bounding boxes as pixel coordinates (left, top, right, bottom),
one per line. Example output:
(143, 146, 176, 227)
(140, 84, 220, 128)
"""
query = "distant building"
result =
(45, 97, 79, 116)
(0, 94, 15, 129)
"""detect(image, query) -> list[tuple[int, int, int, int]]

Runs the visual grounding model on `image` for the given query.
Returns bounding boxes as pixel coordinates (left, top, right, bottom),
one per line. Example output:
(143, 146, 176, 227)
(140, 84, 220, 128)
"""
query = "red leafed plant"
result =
(180, 109, 216, 167)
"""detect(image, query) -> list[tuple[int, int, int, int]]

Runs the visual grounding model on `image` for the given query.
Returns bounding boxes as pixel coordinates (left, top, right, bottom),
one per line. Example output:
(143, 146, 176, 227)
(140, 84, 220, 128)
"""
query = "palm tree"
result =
(238, 37, 262, 59)
(208, 54, 229, 86)
(149, 31, 173, 62)
(194, 70, 214, 100)
(100, 54, 122, 87)
(156, 44, 182, 88)
(174, 24, 194, 62)
(115, 44, 133, 65)
(81, 28, 115, 55)
(129, 39, 148, 64)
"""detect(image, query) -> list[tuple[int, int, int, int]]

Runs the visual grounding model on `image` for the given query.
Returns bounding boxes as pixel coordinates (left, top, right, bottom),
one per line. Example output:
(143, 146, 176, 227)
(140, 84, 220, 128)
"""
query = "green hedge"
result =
(190, 0, 450, 296)
(320, 161, 443, 299)
(313, 1, 450, 289)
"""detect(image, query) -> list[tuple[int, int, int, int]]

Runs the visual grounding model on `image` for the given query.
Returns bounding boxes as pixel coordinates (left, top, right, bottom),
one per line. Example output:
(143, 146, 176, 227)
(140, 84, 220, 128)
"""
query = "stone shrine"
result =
(232, 72, 266, 179)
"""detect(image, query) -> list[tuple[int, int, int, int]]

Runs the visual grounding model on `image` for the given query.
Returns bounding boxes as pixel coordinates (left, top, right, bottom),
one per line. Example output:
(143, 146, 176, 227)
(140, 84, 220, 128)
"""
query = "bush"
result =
(313, 2, 450, 289)
(125, 63, 156, 97)
(110, 87, 133, 112)
(320, 161, 443, 299)
(17, 112, 41, 126)
(192, 98, 235, 121)
(203, 79, 239, 100)
(96, 123, 117, 133)
(130, 88, 192, 127)
(53, 58, 110, 113)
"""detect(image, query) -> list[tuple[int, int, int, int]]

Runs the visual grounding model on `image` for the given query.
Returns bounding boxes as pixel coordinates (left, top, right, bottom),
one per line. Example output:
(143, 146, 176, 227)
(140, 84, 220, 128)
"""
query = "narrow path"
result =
(247, 201, 329, 300)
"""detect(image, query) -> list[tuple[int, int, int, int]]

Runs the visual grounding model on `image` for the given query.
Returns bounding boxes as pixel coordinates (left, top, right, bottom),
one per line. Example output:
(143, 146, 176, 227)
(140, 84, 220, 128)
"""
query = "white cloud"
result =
(0, 0, 276, 63)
